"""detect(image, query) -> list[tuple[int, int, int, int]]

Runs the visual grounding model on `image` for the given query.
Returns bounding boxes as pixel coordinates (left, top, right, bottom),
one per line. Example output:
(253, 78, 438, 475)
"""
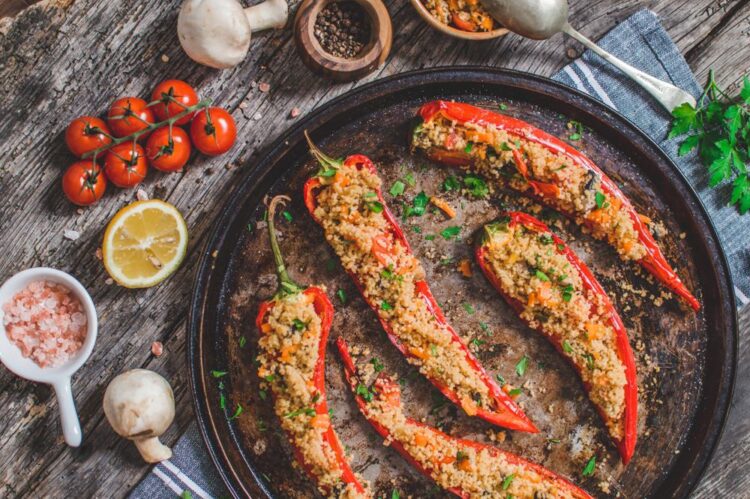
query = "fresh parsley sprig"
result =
(669, 71, 750, 214)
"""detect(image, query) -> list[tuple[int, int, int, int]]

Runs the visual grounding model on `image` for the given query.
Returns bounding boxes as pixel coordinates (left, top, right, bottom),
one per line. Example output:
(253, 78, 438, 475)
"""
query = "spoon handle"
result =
(54, 379, 82, 447)
(562, 23, 696, 112)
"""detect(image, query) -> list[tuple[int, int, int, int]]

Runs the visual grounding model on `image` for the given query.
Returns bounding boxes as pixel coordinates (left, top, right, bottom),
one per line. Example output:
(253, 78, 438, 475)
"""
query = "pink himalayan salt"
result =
(2, 280, 87, 368)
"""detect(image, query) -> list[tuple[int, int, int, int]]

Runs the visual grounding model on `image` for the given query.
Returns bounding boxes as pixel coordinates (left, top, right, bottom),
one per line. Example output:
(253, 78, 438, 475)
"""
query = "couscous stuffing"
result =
(421, 0, 498, 32)
(308, 156, 534, 430)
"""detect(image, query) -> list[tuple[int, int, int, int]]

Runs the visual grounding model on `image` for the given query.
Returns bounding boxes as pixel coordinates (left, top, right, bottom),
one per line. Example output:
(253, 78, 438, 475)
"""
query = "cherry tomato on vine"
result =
(65, 116, 113, 158)
(151, 80, 199, 125)
(145, 126, 192, 172)
(62, 161, 107, 206)
(104, 143, 148, 188)
(190, 107, 237, 156)
(107, 97, 155, 139)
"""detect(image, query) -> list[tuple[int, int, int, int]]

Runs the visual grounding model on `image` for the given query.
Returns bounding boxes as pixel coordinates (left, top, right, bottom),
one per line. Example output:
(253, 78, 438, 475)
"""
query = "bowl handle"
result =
(54, 379, 82, 447)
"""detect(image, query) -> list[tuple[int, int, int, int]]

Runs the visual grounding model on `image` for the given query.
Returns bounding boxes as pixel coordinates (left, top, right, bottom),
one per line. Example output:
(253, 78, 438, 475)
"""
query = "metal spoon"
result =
(480, 0, 696, 111)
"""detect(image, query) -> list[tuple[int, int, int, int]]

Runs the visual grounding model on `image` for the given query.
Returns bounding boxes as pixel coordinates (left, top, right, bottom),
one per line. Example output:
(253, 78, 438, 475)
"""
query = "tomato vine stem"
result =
(81, 98, 212, 160)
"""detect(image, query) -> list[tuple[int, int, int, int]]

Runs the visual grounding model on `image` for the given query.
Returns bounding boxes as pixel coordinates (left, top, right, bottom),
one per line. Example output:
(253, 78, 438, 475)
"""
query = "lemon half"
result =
(102, 200, 188, 288)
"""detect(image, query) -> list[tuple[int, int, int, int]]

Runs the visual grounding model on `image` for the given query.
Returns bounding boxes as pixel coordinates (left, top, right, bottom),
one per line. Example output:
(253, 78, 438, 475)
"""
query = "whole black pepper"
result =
(314, 1, 371, 59)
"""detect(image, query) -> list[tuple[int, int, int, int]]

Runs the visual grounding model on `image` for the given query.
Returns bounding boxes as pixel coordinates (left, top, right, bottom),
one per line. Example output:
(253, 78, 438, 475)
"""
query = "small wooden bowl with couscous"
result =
(410, 0, 508, 40)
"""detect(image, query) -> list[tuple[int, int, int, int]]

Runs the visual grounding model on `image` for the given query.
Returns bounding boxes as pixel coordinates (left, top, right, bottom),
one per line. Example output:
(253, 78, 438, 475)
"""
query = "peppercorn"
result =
(314, 1, 371, 59)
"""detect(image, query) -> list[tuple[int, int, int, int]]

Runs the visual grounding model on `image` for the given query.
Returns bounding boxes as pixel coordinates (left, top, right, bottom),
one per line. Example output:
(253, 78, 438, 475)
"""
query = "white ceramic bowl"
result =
(0, 268, 98, 447)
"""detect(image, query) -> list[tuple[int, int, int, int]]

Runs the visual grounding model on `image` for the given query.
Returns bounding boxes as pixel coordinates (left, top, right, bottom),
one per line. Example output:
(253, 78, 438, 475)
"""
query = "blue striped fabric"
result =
(130, 9, 746, 498)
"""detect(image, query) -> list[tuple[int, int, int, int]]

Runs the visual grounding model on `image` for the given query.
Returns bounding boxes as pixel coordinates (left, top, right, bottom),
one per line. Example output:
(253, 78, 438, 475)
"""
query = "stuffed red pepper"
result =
(411, 100, 700, 311)
(337, 338, 593, 499)
(303, 133, 537, 433)
(256, 196, 370, 498)
(475, 212, 638, 463)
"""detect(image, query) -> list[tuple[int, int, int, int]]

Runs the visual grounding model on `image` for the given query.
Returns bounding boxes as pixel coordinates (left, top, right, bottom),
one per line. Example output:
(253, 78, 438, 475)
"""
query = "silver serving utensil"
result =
(480, 0, 696, 111)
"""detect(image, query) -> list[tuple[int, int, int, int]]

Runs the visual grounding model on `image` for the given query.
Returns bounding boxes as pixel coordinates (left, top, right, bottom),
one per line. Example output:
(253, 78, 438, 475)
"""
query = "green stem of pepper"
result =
(267, 195, 304, 297)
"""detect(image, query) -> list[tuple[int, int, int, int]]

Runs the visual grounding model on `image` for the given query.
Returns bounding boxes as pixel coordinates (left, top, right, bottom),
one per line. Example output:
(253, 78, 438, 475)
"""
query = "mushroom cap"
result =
(177, 0, 252, 69)
(103, 369, 175, 439)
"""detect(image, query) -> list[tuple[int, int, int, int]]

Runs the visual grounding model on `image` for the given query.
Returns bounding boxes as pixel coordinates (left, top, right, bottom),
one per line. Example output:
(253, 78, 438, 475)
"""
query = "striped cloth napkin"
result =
(130, 8, 745, 499)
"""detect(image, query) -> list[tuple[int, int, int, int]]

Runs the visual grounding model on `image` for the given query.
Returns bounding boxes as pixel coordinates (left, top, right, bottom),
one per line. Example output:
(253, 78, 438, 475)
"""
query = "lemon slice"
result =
(102, 200, 188, 288)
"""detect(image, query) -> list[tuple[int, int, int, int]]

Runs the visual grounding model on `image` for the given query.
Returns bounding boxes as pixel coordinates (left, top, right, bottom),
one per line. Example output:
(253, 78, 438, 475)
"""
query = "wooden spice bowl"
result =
(409, 0, 508, 40)
(295, 0, 392, 82)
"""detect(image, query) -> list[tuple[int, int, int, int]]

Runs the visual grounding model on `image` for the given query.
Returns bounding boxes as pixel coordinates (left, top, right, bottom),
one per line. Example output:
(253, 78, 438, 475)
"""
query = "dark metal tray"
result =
(188, 68, 736, 498)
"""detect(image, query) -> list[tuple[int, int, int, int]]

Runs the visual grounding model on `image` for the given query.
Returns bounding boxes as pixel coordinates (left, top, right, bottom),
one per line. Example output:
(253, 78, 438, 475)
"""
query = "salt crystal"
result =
(161, 54, 170, 63)
(2, 280, 87, 368)
(136, 188, 149, 201)
(95, 248, 103, 261)
(252, 112, 262, 121)
(63, 229, 80, 241)
(258, 82, 270, 92)
(289, 107, 300, 119)
(151, 341, 163, 357)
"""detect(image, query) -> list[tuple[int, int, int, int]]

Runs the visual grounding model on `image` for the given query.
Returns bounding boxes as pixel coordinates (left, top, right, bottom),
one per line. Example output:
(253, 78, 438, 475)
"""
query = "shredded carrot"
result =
(585, 322, 607, 341)
(461, 397, 478, 416)
(260, 323, 272, 333)
(430, 196, 456, 218)
(334, 172, 350, 187)
(458, 259, 473, 277)
(638, 213, 652, 225)
(466, 130, 493, 143)
(480, 15, 493, 31)
(587, 209, 611, 225)
(409, 346, 430, 360)
(622, 240, 634, 253)
(280, 343, 300, 362)
(414, 431, 429, 446)
(310, 414, 330, 429)
(458, 458, 472, 471)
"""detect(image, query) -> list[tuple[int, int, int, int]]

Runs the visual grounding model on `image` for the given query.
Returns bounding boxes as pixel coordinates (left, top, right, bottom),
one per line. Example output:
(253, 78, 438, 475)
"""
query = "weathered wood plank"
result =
(0, 0, 747, 496)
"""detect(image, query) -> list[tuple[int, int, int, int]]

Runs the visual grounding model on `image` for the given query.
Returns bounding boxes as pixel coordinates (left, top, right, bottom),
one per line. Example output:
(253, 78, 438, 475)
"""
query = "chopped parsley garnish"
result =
(430, 344, 438, 356)
(568, 120, 584, 141)
(336, 289, 347, 304)
(508, 387, 522, 396)
(412, 225, 422, 233)
(499, 103, 508, 111)
(211, 370, 228, 378)
(582, 455, 596, 476)
(239, 335, 247, 348)
(440, 225, 461, 240)
(424, 234, 436, 241)
(292, 318, 307, 331)
(464, 142, 473, 153)
(405, 191, 430, 217)
(246, 223, 254, 233)
(470, 338, 485, 348)
(391, 490, 400, 499)
(583, 353, 596, 370)
(595, 191, 608, 209)
(404, 172, 416, 187)
(285, 407, 316, 418)
(562, 340, 573, 353)
(480, 322, 489, 332)
(264, 374, 276, 382)
(219, 392, 226, 410)
(390, 180, 406, 197)
(557, 243, 565, 251)
(502, 473, 516, 490)
(229, 403, 243, 420)
(381, 266, 403, 281)
(462, 302, 475, 314)
(282, 211, 293, 222)
(495, 373, 506, 386)
(456, 450, 469, 462)
(500, 141, 512, 151)
(535, 269, 550, 281)
(538, 234, 554, 245)
(257, 419, 267, 432)
(356, 383, 374, 402)
(561, 284, 574, 302)
(258, 389, 267, 400)
(381, 300, 393, 311)
(515, 356, 528, 376)
(440, 257, 455, 266)
(370, 357, 384, 373)
(443, 175, 461, 192)
(181, 491, 193, 499)
(464, 175, 489, 198)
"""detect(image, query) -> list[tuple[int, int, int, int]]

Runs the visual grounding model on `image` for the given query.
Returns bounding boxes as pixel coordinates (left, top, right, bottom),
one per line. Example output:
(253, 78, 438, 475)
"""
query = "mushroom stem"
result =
(245, 0, 288, 32)
(134, 436, 173, 463)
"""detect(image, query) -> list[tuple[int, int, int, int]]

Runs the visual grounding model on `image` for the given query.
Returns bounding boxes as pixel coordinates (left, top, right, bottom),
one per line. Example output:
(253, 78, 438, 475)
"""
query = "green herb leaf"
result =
(292, 318, 306, 331)
(181, 491, 193, 499)
(259, 389, 267, 400)
(499, 103, 508, 111)
(561, 284, 574, 302)
(462, 302, 475, 314)
(508, 387, 522, 396)
(440, 226, 461, 240)
(582, 455, 596, 476)
(229, 403, 243, 420)
(583, 353, 595, 370)
(464, 142, 473, 153)
(336, 289, 347, 304)
(480, 322, 490, 332)
(356, 383, 374, 402)
(495, 373, 506, 386)
(562, 340, 573, 353)
(464, 175, 489, 198)
(211, 370, 228, 378)
(390, 180, 406, 197)
(239, 335, 247, 348)
(404, 172, 416, 187)
(515, 356, 528, 376)
(391, 489, 401, 499)
(367, 200, 384, 213)
(538, 234, 553, 245)
(595, 191, 606, 209)
(370, 357, 385, 372)
(219, 392, 226, 410)
(425, 234, 436, 241)
(535, 269, 550, 282)
(405, 191, 430, 217)
(502, 474, 516, 490)
(443, 175, 461, 192)
(381, 300, 393, 311)
(470, 338, 485, 348)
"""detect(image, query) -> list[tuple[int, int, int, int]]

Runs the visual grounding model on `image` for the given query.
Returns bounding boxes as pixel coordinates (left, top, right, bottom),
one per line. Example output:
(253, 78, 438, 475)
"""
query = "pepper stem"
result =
(304, 130, 342, 170)
(267, 195, 303, 297)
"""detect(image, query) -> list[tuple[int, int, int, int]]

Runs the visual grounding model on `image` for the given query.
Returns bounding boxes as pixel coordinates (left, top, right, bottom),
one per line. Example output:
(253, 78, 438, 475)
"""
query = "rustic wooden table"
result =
(0, 0, 747, 497)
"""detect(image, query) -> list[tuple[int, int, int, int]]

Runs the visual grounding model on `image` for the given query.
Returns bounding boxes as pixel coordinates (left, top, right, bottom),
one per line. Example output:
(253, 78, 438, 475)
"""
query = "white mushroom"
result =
(177, 0, 289, 69)
(103, 369, 176, 463)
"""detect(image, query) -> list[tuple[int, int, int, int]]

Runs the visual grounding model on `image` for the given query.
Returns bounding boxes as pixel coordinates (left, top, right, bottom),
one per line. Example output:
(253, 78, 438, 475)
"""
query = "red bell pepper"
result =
(337, 337, 593, 499)
(256, 195, 368, 497)
(475, 211, 638, 464)
(303, 132, 538, 433)
(415, 100, 700, 311)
